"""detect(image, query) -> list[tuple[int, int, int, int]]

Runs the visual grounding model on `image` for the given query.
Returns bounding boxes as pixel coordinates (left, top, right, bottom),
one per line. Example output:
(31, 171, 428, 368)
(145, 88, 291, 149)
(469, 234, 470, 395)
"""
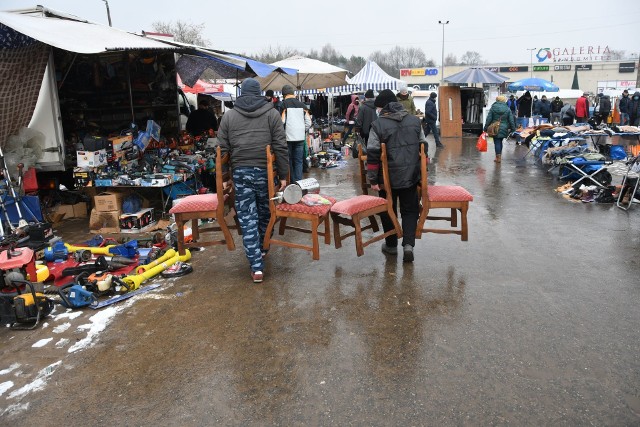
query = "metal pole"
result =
(438, 20, 449, 84)
(102, 0, 112, 27)
(527, 48, 536, 78)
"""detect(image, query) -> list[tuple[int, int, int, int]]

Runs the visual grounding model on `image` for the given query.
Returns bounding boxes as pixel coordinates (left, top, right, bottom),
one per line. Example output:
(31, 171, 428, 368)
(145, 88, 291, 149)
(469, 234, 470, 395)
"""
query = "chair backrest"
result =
(419, 143, 429, 202)
(357, 143, 370, 195)
(215, 145, 234, 210)
(380, 143, 396, 206)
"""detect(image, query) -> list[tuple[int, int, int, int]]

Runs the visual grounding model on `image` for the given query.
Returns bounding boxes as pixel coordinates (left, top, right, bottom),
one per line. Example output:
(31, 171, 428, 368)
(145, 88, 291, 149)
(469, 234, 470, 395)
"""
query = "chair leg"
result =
(278, 217, 288, 235)
(311, 217, 320, 260)
(368, 215, 380, 232)
(416, 206, 427, 238)
(176, 216, 186, 256)
(331, 213, 343, 249)
(461, 203, 469, 241)
(219, 219, 236, 251)
(191, 218, 200, 241)
(450, 208, 458, 227)
(353, 213, 364, 257)
(323, 214, 331, 245)
(263, 215, 276, 250)
(232, 208, 242, 235)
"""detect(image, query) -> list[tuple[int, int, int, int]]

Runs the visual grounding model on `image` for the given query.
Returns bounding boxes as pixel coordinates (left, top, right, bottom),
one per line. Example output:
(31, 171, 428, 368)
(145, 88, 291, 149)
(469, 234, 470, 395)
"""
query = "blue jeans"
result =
(233, 167, 270, 273)
(494, 137, 504, 155)
(620, 113, 630, 126)
(288, 140, 304, 182)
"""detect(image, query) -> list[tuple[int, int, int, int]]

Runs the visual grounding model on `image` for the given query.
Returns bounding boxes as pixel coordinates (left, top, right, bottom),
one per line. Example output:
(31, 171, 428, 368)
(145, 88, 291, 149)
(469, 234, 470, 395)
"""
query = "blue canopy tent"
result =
(507, 77, 559, 92)
(445, 67, 508, 84)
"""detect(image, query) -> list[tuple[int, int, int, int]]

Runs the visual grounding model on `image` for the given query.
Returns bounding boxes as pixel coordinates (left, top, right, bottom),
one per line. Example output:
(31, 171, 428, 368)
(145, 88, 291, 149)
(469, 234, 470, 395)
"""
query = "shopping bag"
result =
(476, 132, 488, 152)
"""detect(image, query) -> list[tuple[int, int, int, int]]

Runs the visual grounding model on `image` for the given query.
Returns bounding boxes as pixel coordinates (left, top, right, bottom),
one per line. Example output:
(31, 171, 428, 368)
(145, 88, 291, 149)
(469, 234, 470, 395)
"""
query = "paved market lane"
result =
(2, 136, 639, 425)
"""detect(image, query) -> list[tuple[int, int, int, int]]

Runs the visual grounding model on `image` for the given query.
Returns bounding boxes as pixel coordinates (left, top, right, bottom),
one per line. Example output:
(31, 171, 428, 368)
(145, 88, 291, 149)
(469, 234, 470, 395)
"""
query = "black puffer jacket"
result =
(424, 97, 438, 122)
(367, 102, 423, 189)
(355, 100, 377, 136)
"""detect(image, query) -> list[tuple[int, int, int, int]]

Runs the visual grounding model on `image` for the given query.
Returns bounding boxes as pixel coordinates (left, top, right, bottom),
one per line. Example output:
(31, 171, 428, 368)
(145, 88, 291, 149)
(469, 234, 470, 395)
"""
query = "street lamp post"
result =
(527, 48, 535, 78)
(438, 20, 449, 84)
(102, 0, 112, 27)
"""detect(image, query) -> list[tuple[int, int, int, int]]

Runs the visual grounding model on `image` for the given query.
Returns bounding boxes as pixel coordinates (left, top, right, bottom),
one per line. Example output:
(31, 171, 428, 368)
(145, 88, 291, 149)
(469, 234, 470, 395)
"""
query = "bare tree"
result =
(151, 20, 210, 46)
(345, 55, 366, 75)
(460, 51, 483, 65)
(369, 46, 432, 77)
(608, 49, 626, 60)
(253, 46, 303, 64)
(444, 53, 458, 66)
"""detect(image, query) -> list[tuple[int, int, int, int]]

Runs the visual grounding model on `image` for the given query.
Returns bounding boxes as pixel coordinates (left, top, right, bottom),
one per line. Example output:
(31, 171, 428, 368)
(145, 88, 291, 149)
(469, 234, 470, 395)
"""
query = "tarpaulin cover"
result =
(0, 11, 176, 54)
(256, 55, 349, 91)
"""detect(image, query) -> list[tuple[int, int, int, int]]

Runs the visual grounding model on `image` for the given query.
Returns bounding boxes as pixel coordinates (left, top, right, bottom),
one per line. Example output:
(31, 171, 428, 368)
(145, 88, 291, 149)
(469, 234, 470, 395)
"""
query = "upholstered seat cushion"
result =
(276, 195, 336, 215)
(428, 185, 474, 202)
(330, 195, 387, 216)
(169, 193, 218, 214)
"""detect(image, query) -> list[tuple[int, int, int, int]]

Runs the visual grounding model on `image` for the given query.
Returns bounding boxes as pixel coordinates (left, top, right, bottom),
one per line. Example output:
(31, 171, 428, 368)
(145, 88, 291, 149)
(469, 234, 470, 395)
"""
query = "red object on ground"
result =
(47, 257, 139, 287)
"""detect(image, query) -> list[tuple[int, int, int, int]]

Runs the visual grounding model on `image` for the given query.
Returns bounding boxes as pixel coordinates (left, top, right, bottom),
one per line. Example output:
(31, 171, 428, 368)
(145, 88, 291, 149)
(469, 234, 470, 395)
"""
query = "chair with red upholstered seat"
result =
(330, 143, 402, 256)
(263, 145, 335, 260)
(169, 146, 240, 255)
(416, 144, 473, 241)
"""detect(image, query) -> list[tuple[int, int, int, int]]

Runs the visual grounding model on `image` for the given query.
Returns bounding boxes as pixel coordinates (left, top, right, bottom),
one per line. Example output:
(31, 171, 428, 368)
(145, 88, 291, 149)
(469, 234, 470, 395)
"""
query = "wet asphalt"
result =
(1, 135, 639, 426)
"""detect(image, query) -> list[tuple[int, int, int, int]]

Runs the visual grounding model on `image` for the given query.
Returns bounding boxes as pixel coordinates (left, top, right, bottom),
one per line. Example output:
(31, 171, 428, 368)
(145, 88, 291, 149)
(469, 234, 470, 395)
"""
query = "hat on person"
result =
(509, 94, 515, 98)
(398, 83, 408, 95)
(282, 85, 295, 96)
(623, 89, 629, 94)
(241, 78, 261, 96)
(496, 95, 506, 102)
(364, 89, 375, 99)
(374, 89, 397, 108)
(265, 89, 274, 98)
(541, 95, 547, 100)
(583, 92, 589, 96)
(429, 92, 437, 99)
(534, 95, 538, 100)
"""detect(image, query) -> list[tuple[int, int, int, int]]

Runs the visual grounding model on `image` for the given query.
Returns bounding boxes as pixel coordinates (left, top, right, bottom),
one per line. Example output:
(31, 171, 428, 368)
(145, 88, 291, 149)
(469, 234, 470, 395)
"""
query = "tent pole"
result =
(126, 52, 135, 124)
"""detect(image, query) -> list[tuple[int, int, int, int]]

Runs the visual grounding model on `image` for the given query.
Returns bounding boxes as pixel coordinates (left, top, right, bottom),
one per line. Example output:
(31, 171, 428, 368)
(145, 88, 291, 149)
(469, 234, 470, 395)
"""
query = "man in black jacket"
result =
(186, 99, 218, 136)
(367, 89, 428, 263)
(424, 92, 444, 149)
(355, 89, 377, 146)
(618, 90, 630, 125)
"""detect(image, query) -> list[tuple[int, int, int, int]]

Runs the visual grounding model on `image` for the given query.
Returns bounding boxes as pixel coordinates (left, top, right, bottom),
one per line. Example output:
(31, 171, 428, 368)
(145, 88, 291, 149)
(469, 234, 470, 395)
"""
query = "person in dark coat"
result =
(484, 95, 516, 163)
(596, 94, 612, 125)
(366, 89, 428, 263)
(538, 95, 552, 122)
(355, 89, 377, 146)
(186, 99, 218, 136)
(630, 91, 640, 126)
(517, 91, 533, 128)
(218, 78, 288, 283)
(550, 96, 563, 125)
(532, 95, 541, 126)
(423, 92, 444, 149)
(618, 89, 631, 125)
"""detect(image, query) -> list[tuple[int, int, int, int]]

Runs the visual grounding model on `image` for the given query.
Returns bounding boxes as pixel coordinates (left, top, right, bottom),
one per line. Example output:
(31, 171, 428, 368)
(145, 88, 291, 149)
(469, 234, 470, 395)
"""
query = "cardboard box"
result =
(109, 135, 133, 160)
(119, 208, 154, 230)
(89, 209, 120, 234)
(77, 150, 108, 168)
(73, 202, 88, 218)
(94, 192, 123, 212)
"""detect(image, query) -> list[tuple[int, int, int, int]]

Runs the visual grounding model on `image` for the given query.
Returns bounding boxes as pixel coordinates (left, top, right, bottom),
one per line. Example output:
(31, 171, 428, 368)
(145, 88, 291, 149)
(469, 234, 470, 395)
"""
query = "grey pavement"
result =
(1, 136, 639, 426)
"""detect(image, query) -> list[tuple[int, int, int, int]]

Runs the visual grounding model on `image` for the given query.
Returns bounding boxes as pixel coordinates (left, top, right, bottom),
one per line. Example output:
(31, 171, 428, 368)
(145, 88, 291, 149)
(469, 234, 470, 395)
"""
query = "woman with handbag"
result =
(484, 95, 516, 163)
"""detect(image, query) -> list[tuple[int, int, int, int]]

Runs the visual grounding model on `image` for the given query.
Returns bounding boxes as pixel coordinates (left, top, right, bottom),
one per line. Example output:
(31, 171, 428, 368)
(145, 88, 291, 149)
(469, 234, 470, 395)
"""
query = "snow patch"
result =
(1, 401, 29, 417)
(55, 338, 69, 348)
(0, 381, 14, 396)
(53, 322, 71, 333)
(8, 361, 62, 399)
(68, 306, 123, 353)
(54, 311, 82, 321)
(0, 363, 20, 376)
(32, 338, 53, 348)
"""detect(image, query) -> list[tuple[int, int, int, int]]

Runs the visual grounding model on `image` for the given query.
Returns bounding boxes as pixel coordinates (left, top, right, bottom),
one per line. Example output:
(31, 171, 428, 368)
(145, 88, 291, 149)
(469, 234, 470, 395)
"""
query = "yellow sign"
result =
(410, 69, 425, 76)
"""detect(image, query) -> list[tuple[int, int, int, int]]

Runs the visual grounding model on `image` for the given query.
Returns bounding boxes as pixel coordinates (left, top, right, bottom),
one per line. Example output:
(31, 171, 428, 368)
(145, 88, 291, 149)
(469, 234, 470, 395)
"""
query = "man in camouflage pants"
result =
(218, 78, 289, 283)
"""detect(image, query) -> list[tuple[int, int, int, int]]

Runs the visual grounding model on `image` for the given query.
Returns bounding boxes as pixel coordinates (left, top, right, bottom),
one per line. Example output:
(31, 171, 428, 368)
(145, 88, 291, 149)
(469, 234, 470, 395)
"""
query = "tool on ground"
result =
(73, 249, 92, 263)
(121, 249, 190, 291)
(0, 243, 37, 290)
(0, 279, 54, 329)
(89, 283, 161, 309)
(135, 248, 176, 274)
(58, 283, 97, 308)
(64, 240, 138, 258)
(44, 240, 69, 262)
(160, 261, 193, 278)
(60, 255, 133, 277)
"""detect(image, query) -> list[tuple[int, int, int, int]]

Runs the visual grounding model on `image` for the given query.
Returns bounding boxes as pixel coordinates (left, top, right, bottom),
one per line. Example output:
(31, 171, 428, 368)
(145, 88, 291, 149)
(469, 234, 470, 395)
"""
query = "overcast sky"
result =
(2, 0, 640, 65)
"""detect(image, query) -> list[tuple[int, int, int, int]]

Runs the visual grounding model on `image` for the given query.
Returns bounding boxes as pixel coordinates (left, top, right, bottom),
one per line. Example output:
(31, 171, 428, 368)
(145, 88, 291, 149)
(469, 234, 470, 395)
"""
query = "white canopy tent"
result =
(348, 60, 406, 91)
(255, 55, 349, 92)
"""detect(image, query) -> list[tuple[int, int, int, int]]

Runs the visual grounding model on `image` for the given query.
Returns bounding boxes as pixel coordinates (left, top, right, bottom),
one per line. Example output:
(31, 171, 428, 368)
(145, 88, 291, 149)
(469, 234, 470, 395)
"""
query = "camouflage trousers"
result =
(233, 167, 270, 273)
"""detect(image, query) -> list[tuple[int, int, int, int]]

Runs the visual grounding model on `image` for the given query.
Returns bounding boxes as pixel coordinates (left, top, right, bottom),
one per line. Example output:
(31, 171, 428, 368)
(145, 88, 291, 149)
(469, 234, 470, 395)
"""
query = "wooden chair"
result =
(263, 145, 335, 260)
(330, 143, 402, 256)
(169, 146, 240, 255)
(416, 144, 473, 241)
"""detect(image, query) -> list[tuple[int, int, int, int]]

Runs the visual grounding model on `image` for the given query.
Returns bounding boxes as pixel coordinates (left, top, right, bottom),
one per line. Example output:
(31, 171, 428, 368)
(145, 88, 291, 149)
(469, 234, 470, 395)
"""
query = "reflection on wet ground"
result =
(2, 136, 640, 425)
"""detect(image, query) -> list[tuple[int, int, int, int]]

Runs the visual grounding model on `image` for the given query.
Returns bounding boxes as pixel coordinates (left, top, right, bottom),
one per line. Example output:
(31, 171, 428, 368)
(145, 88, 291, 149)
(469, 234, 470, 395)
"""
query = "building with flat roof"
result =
(401, 60, 638, 94)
